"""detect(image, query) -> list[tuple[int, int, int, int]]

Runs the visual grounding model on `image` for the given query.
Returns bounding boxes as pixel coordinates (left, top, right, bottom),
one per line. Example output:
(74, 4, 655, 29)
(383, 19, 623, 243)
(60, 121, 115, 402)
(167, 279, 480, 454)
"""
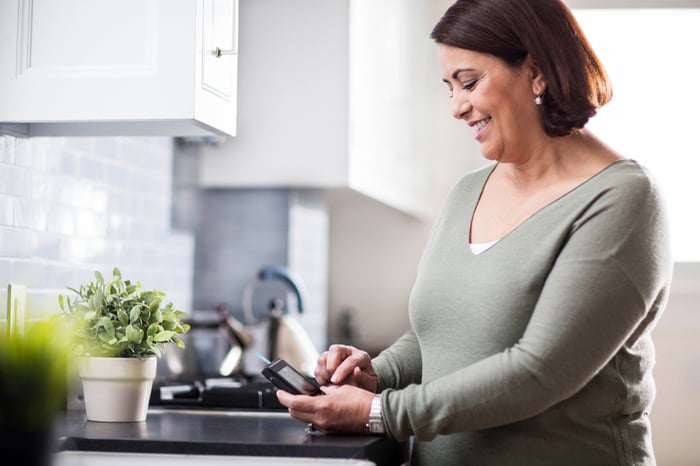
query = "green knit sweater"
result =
(373, 160, 672, 466)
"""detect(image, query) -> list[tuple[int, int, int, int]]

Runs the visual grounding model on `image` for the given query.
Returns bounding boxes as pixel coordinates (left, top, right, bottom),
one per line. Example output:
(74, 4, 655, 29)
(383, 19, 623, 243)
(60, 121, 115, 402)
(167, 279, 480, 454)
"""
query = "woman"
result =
(276, 1, 673, 464)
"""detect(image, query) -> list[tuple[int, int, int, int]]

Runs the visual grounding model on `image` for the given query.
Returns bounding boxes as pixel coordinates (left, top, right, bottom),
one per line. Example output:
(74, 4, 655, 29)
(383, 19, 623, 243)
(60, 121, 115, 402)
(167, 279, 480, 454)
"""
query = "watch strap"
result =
(366, 393, 386, 434)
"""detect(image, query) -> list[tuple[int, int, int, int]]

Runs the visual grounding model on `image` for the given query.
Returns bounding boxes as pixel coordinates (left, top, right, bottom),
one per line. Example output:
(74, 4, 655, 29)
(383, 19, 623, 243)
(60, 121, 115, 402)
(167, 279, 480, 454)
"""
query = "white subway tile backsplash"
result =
(12, 137, 32, 168)
(0, 166, 8, 194)
(62, 137, 94, 153)
(0, 227, 33, 257)
(46, 206, 76, 236)
(57, 149, 79, 176)
(79, 156, 106, 182)
(0, 136, 14, 162)
(0, 262, 11, 285)
(15, 199, 48, 230)
(0, 196, 14, 225)
(30, 172, 48, 200)
(0, 134, 194, 322)
(104, 161, 129, 187)
(33, 231, 62, 261)
(94, 137, 118, 159)
(0, 164, 31, 198)
(12, 261, 49, 288)
(75, 209, 108, 237)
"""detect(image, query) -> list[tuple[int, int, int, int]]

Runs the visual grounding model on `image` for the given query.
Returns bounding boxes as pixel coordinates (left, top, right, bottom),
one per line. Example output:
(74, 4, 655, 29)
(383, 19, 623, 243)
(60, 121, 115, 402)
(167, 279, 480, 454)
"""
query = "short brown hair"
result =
(431, 0, 612, 137)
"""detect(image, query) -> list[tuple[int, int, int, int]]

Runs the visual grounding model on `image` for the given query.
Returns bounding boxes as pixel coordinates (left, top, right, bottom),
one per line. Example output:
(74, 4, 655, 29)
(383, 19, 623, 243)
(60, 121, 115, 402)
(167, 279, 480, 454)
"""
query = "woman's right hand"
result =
(315, 344, 378, 393)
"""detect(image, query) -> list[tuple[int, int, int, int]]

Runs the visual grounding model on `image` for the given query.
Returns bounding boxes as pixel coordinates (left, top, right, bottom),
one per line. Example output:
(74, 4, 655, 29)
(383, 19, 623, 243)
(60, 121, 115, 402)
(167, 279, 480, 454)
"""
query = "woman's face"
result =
(437, 44, 544, 163)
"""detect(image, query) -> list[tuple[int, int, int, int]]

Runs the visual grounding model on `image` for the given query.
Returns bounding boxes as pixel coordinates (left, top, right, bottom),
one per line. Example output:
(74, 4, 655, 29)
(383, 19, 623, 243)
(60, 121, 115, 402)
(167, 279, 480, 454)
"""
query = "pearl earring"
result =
(535, 95, 543, 106)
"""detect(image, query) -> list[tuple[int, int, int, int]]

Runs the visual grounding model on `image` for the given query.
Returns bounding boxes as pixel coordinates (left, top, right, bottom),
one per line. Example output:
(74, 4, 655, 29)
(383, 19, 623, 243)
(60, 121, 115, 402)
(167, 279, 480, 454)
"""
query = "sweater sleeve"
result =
(381, 164, 673, 441)
(372, 330, 423, 392)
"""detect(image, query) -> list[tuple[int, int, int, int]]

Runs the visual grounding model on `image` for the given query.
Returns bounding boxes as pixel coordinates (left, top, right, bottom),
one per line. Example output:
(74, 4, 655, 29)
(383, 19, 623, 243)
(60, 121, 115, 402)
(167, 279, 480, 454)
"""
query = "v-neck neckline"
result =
(466, 159, 631, 255)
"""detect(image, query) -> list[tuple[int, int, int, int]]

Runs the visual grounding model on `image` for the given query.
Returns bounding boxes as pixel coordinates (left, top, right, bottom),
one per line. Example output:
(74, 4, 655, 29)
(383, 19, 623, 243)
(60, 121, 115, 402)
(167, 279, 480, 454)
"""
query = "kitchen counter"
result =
(53, 408, 409, 466)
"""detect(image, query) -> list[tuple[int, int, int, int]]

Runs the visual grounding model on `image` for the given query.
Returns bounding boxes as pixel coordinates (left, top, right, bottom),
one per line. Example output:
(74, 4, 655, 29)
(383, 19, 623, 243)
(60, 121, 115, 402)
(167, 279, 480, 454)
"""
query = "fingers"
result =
(313, 345, 377, 394)
(329, 347, 371, 384)
(314, 344, 355, 385)
(277, 385, 373, 435)
(351, 365, 379, 393)
(276, 389, 315, 423)
(314, 351, 332, 385)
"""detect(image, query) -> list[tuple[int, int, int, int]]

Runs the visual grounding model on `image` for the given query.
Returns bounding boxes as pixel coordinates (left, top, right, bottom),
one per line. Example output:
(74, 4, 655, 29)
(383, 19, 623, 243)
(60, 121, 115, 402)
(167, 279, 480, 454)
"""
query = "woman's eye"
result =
(462, 80, 477, 91)
(444, 77, 477, 98)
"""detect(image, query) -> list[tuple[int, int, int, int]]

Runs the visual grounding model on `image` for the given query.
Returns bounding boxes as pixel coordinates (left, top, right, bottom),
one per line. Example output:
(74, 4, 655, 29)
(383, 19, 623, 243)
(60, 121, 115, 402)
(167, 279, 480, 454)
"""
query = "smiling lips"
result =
(473, 117, 491, 140)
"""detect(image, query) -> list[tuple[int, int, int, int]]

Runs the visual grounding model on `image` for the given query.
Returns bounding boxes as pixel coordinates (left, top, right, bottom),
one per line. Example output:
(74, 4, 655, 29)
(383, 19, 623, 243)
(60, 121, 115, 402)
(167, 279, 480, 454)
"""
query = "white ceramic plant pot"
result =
(78, 356, 157, 422)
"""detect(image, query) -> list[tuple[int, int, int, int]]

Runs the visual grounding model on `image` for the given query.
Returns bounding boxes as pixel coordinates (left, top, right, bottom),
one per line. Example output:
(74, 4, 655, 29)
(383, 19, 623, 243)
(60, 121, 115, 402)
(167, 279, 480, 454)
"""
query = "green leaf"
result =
(172, 336, 186, 349)
(126, 325, 144, 344)
(97, 316, 115, 336)
(150, 310, 163, 324)
(117, 308, 129, 326)
(57, 266, 189, 358)
(153, 330, 176, 342)
(146, 323, 160, 337)
(129, 305, 141, 324)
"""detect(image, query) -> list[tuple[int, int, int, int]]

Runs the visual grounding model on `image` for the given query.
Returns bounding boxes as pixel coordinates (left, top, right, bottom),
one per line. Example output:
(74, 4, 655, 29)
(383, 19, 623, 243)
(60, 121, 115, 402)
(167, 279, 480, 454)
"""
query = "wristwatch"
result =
(366, 394, 386, 434)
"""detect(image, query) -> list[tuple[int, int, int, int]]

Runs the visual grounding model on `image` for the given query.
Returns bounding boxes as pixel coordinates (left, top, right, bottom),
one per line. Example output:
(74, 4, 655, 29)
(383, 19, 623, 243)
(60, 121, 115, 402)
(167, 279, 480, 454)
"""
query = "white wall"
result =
(649, 263, 700, 465)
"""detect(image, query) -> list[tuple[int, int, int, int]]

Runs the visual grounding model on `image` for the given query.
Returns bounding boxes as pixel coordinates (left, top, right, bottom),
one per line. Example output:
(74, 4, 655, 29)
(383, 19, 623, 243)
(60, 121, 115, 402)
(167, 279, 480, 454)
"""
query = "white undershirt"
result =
(469, 240, 499, 255)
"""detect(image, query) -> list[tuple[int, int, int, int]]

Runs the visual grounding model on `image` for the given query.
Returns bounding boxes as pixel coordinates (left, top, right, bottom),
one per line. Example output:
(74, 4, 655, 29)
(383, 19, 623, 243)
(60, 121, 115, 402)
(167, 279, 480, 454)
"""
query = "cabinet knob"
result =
(211, 47, 236, 58)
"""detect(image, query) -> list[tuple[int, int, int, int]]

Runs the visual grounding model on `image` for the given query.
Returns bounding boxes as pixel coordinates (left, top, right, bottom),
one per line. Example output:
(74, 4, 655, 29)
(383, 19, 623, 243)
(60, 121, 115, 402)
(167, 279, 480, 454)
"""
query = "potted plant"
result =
(0, 319, 70, 466)
(58, 267, 190, 422)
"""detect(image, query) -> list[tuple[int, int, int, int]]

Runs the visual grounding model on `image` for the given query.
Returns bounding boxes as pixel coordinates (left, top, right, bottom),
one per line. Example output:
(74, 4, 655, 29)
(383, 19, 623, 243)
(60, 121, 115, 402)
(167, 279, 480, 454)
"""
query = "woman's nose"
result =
(451, 94, 472, 120)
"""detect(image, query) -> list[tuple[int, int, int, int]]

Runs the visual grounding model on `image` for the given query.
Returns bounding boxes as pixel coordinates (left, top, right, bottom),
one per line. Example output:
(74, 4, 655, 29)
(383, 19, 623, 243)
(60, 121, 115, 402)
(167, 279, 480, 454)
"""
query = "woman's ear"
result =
(526, 54, 547, 96)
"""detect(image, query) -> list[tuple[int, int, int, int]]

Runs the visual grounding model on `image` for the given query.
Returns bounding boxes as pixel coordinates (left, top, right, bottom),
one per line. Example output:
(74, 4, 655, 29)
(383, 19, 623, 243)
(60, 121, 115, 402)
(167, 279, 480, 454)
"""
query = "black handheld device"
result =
(261, 358, 323, 396)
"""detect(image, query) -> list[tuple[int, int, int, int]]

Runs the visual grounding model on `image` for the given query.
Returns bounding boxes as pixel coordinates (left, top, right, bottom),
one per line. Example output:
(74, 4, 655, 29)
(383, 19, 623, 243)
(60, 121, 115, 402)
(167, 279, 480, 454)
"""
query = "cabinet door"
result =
(0, 0, 238, 137)
(197, 0, 239, 135)
(198, 0, 349, 187)
(198, 0, 433, 217)
(346, 0, 433, 217)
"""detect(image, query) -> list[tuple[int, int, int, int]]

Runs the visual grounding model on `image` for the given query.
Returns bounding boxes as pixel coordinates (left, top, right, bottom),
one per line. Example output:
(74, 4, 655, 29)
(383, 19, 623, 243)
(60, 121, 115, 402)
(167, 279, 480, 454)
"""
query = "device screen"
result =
(278, 365, 319, 395)
(262, 358, 322, 396)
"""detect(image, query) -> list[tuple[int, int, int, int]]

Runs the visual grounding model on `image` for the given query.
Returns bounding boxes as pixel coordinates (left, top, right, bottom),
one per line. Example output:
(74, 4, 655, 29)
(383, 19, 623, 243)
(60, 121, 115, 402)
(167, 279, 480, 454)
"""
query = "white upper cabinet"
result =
(0, 0, 238, 137)
(197, 0, 436, 217)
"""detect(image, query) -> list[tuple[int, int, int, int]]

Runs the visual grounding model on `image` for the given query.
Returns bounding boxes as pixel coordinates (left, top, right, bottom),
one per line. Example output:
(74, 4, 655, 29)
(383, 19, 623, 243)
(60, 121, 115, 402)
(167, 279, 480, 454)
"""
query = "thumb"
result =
(352, 366, 371, 386)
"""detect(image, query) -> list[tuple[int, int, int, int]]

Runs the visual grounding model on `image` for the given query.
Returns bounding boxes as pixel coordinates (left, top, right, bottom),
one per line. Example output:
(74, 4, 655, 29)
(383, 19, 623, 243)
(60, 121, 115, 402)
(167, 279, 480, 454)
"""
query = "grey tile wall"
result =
(183, 187, 328, 353)
(190, 187, 291, 313)
(172, 142, 329, 353)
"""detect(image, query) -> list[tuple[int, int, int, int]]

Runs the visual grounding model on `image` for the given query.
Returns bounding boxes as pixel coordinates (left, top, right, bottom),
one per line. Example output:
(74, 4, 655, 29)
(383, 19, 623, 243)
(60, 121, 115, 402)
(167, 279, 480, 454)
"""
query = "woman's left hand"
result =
(276, 384, 375, 434)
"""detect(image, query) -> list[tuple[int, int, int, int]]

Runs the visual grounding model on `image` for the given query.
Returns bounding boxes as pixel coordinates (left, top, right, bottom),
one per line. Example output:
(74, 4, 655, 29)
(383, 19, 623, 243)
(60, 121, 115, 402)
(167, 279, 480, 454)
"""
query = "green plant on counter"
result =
(58, 267, 190, 358)
(0, 319, 70, 429)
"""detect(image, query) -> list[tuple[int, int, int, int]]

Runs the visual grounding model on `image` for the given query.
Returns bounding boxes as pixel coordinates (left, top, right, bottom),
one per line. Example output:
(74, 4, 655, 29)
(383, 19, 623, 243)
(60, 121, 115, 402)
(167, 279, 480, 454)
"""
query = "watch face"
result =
(369, 420, 385, 434)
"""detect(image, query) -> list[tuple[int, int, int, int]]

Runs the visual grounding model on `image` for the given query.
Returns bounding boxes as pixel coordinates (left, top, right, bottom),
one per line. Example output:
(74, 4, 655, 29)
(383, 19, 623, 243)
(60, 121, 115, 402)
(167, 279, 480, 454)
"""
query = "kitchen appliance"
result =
(160, 305, 252, 382)
(240, 265, 320, 377)
(217, 304, 254, 376)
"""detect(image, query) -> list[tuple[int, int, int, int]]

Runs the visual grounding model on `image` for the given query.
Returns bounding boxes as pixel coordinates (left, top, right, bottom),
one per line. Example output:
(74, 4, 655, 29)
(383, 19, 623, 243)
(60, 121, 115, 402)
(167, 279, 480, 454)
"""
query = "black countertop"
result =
(54, 408, 409, 466)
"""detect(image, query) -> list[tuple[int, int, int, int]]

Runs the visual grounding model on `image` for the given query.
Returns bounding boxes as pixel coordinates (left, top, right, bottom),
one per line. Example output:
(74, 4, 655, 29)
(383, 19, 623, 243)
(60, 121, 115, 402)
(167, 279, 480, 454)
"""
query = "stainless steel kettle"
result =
(241, 265, 320, 376)
(216, 304, 253, 376)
